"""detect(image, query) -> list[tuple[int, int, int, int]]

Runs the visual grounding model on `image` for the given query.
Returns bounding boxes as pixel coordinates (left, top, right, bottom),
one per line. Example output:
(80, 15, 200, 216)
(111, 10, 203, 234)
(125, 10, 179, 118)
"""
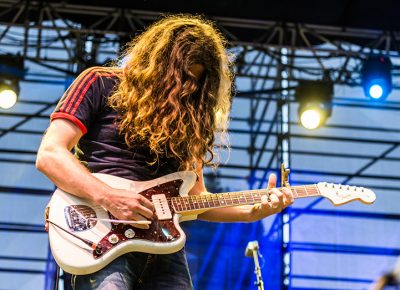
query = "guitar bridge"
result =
(64, 205, 97, 231)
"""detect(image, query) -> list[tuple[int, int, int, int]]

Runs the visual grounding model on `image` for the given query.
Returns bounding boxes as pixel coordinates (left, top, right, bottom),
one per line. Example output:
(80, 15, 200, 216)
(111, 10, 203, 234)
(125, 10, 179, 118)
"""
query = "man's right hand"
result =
(101, 188, 155, 229)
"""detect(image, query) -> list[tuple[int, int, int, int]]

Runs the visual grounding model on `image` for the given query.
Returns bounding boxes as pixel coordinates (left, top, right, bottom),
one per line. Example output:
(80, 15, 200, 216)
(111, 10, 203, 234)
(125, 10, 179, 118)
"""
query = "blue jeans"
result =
(72, 249, 193, 290)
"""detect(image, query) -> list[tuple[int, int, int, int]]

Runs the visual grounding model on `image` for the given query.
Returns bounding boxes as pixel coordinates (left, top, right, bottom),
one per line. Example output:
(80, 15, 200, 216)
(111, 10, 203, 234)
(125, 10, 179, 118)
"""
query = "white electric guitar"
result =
(47, 166, 376, 275)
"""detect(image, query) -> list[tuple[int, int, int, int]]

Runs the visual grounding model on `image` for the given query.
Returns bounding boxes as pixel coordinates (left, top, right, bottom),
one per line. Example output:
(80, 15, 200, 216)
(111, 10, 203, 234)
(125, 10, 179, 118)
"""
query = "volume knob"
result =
(124, 229, 135, 239)
(108, 234, 119, 244)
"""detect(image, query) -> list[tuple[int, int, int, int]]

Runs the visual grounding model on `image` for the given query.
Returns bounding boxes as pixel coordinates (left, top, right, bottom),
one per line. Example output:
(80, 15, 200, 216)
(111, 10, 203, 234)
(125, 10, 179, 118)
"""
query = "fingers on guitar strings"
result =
(267, 190, 280, 209)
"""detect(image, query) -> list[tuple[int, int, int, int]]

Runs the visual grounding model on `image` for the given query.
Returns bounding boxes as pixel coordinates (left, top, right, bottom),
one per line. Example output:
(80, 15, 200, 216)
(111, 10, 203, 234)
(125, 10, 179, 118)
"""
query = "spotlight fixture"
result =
(295, 80, 333, 130)
(0, 54, 25, 109)
(361, 55, 392, 100)
(0, 79, 19, 109)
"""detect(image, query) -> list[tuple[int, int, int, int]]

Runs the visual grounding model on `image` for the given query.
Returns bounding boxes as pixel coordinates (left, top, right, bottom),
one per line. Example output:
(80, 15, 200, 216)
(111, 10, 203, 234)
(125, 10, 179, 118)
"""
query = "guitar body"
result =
(48, 171, 197, 275)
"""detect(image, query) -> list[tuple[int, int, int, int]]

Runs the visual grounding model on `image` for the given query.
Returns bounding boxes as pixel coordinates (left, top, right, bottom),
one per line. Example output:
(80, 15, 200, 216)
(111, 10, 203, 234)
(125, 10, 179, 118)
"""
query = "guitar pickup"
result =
(152, 194, 173, 220)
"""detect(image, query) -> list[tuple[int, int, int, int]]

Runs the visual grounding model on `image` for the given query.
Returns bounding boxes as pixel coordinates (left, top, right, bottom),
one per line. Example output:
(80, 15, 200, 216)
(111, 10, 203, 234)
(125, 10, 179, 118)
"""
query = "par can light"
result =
(295, 80, 333, 130)
(361, 55, 392, 100)
(0, 80, 19, 109)
(0, 54, 25, 110)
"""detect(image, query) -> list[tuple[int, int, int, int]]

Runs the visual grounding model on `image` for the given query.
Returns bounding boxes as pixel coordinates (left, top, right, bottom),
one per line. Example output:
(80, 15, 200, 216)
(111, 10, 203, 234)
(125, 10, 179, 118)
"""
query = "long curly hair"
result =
(108, 15, 233, 170)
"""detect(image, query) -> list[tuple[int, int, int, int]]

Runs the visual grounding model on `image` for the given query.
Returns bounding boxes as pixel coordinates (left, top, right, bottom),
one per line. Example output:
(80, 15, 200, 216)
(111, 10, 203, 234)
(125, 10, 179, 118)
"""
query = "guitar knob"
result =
(108, 234, 119, 244)
(124, 229, 135, 239)
(95, 245, 103, 254)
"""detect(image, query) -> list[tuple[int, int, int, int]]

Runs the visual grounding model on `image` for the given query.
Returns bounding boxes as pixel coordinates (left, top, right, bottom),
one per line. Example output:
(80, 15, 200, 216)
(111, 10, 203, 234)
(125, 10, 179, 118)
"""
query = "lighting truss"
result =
(1, 1, 400, 290)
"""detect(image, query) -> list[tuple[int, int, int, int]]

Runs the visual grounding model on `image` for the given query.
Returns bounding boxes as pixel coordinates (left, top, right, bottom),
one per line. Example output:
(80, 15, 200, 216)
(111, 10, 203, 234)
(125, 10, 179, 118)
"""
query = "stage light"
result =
(300, 106, 323, 130)
(361, 55, 392, 100)
(0, 80, 19, 109)
(0, 54, 24, 110)
(295, 80, 333, 130)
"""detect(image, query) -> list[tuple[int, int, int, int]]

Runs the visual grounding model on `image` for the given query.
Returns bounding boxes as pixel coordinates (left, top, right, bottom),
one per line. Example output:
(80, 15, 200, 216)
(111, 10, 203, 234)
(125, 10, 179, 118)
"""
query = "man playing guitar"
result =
(36, 15, 294, 290)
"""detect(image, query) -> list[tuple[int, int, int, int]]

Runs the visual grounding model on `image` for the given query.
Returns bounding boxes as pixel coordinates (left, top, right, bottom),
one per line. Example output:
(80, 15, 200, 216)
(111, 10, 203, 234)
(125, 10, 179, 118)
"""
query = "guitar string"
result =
(85, 192, 322, 218)
(71, 185, 323, 225)
(112, 186, 320, 203)
(66, 183, 359, 216)
(61, 187, 320, 233)
(62, 184, 359, 227)
(85, 187, 322, 212)
(56, 184, 363, 240)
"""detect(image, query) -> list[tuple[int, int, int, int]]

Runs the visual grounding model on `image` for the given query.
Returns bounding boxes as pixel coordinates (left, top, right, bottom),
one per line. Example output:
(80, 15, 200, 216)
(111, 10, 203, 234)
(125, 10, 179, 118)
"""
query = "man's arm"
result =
(189, 168, 294, 222)
(36, 119, 154, 228)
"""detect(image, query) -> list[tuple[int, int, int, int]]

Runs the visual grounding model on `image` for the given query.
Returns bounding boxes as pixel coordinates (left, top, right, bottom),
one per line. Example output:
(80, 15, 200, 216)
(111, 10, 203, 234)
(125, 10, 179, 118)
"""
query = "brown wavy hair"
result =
(108, 15, 233, 170)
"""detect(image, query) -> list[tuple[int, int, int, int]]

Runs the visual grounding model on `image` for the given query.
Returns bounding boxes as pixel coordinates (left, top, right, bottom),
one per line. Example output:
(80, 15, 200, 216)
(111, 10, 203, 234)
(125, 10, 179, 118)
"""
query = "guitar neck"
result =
(172, 184, 321, 214)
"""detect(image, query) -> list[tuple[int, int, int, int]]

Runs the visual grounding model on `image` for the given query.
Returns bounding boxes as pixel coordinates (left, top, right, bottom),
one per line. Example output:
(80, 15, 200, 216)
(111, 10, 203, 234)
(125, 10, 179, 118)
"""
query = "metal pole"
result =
(245, 240, 264, 290)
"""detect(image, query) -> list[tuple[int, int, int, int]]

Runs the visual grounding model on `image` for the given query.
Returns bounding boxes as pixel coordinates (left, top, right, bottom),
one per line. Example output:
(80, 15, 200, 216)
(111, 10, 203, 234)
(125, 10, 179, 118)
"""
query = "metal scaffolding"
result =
(0, 1, 400, 289)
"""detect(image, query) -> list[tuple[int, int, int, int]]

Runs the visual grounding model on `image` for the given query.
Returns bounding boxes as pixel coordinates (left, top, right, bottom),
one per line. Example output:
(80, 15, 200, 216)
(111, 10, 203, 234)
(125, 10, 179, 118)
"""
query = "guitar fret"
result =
(192, 196, 199, 210)
(225, 195, 231, 205)
(294, 186, 307, 197)
(227, 193, 235, 205)
(304, 185, 310, 196)
(206, 194, 213, 208)
(199, 195, 206, 209)
(305, 185, 319, 196)
(210, 195, 217, 207)
(204, 195, 209, 207)
(172, 198, 177, 211)
(172, 199, 177, 211)
(289, 185, 320, 199)
(212, 195, 219, 207)
(224, 193, 230, 206)
(292, 187, 299, 198)
(191, 196, 196, 209)
(184, 197, 190, 210)
(219, 194, 225, 206)
(309, 186, 320, 196)
(216, 194, 223, 206)
(234, 193, 240, 204)
(252, 192, 260, 203)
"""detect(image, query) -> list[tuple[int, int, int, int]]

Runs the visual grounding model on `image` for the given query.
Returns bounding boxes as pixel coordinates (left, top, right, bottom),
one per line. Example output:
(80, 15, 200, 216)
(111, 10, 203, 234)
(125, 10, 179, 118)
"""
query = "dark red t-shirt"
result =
(51, 66, 179, 181)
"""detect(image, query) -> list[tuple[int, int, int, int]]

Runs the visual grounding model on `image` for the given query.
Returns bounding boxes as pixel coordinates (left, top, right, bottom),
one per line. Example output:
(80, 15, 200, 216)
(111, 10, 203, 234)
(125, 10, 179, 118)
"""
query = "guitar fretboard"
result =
(171, 185, 321, 213)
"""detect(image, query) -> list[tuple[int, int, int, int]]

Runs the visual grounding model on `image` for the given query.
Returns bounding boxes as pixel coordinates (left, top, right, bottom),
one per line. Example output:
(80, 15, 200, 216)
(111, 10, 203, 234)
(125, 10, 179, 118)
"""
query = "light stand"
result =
(245, 240, 264, 290)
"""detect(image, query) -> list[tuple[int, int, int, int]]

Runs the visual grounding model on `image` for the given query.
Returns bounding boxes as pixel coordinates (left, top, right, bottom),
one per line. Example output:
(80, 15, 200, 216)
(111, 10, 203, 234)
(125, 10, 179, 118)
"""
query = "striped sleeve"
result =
(50, 67, 105, 135)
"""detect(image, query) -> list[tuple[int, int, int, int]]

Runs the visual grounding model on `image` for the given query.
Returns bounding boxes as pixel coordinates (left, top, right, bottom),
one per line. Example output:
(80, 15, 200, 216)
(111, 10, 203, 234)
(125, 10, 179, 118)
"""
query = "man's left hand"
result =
(251, 173, 294, 220)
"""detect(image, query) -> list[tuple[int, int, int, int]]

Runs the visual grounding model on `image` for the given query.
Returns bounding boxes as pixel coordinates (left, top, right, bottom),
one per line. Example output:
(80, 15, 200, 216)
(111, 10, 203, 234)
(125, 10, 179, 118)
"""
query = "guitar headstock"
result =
(317, 182, 376, 205)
